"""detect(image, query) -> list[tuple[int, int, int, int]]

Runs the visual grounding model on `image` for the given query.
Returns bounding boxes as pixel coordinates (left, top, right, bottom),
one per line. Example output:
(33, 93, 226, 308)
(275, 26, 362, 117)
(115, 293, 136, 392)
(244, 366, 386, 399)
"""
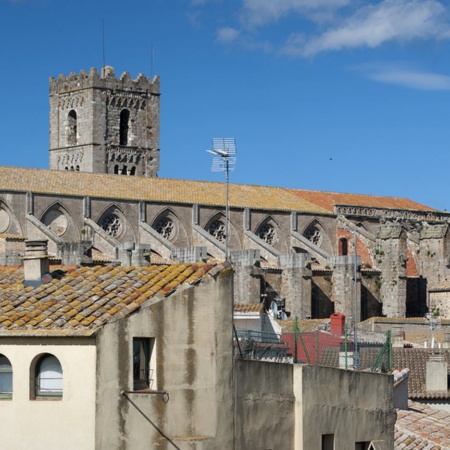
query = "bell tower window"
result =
(120, 109, 130, 146)
(67, 110, 77, 146)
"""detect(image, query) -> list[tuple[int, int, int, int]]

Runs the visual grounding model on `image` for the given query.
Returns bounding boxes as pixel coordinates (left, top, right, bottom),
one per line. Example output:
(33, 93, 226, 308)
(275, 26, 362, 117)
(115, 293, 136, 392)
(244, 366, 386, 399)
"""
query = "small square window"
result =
(133, 338, 155, 391)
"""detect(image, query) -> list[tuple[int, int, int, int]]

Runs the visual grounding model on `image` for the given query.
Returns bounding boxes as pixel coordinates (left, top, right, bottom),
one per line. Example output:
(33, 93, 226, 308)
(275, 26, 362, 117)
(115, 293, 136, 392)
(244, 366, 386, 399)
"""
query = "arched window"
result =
(68, 110, 77, 146)
(339, 238, 348, 256)
(34, 354, 63, 398)
(120, 109, 130, 145)
(0, 355, 12, 399)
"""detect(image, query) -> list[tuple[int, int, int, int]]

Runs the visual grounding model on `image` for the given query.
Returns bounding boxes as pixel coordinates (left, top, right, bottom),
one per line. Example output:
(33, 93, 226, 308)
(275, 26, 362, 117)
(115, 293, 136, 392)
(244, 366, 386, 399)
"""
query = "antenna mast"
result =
(102, 19, 106, 71)
(207, 138, 237, 261)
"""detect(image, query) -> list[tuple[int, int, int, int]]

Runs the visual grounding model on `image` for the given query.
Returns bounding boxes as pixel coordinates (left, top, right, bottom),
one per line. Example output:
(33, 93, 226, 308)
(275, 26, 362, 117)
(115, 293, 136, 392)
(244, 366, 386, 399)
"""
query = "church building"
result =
(0, 66, 449, 322)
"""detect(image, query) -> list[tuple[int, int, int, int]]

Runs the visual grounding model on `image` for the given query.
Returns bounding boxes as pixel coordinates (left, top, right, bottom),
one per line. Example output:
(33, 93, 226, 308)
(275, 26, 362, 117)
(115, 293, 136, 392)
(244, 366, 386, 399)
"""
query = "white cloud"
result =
(283, 0, 450, 57)
(217, 27, 240, 43)
(241, 0, 350, 26)
(367, 66, 450, 90)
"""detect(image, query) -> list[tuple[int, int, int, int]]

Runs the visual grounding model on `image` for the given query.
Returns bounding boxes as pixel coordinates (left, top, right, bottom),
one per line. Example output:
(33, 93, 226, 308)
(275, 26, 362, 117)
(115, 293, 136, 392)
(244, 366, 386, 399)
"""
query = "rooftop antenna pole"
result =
(150, 45, 154, 79)
(102, 19, 106, 72)
(353, 229, 360, 368)
(207, 138, 237, 261)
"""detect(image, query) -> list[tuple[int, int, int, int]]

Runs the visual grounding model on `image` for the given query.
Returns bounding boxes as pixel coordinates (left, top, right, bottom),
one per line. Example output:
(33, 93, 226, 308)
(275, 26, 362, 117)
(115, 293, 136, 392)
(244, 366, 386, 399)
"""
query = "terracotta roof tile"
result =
(234, 303, 264, 313)
(0, 166, 328, 213)
(1, 166, 435, 215)
(0, 261, 226, 336)
(396, 401, 450, 449)
(287, 189, 436, 213)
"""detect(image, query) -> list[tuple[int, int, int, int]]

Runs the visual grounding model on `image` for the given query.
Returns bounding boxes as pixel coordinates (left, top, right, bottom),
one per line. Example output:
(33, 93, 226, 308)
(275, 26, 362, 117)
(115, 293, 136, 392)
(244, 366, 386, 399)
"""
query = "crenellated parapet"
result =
(49, 66, 160, 95)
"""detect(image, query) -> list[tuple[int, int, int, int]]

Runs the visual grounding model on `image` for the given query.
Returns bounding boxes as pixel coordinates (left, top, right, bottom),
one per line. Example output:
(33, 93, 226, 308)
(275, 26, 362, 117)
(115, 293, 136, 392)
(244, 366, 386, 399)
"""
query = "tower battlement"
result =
(49, 65, 160, 177)
(49, 66, 159, 95)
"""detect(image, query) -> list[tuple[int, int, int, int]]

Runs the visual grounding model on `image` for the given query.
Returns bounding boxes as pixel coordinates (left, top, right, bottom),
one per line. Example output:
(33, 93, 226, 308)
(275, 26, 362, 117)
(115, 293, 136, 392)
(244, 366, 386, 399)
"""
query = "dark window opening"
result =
(322, 434, 334, 450)
(114, 165, 119, 174)
(133, 338, 155, 390)
(68, 110, 77, 146)
(339, 238, 348, 256)
(130, 166, 136, 176)
(355, 443, 370, 450)
(120, 109, 130, 145)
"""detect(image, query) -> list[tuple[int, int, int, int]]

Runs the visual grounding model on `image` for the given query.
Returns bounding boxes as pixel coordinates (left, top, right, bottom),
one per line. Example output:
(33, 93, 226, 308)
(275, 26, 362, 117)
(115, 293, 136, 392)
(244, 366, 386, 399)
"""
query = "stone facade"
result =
(1, 66, 450, 323)
(49, 67, 160, 177)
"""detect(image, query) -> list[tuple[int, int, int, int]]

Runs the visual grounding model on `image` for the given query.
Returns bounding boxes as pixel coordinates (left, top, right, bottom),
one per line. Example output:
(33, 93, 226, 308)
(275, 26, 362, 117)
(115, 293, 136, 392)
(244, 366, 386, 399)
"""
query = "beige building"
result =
(0, 241, 395, 449)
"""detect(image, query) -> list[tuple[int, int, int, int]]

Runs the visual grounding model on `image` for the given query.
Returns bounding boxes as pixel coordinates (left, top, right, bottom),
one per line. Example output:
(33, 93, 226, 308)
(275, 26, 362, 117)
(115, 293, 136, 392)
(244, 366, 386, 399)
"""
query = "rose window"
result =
(257, 224, 276, 246)
(0, 209, 10, 234)
(208, 220, 226, 243)
(305, 226, 322, 247)
(101, 214, 123, 238)
(43, 210, 68, 236)
(155, 217, 175, 240)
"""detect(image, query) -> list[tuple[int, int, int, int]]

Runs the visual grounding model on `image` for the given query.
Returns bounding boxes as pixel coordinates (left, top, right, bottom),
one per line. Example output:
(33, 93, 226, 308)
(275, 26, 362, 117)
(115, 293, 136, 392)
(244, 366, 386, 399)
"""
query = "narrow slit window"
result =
(120, 109, 130, 145)
(68, 110, 77, 145)
(133, 338, 155, 390)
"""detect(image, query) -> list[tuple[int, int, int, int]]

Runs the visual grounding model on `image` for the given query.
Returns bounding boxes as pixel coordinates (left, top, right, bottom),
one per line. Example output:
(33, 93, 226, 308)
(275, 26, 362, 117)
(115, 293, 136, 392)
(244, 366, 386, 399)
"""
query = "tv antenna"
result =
(207, 138, 237, 260)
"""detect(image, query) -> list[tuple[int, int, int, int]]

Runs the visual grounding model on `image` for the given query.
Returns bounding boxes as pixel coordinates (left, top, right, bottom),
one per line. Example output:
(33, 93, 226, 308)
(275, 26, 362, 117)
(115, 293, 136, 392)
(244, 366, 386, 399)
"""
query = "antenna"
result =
(150, 45, 154, 79)
(206, 138, 237, 260)
(102, 19, 106, 71)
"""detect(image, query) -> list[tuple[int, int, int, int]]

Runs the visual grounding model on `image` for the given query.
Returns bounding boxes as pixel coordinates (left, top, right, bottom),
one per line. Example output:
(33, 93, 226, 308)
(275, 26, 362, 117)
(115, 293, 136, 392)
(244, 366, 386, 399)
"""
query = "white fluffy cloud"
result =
(216, 27, 240, 43)
(283, 0, 450, 56)
(241, 0, 350, 25)
(367, 66, 450, 90)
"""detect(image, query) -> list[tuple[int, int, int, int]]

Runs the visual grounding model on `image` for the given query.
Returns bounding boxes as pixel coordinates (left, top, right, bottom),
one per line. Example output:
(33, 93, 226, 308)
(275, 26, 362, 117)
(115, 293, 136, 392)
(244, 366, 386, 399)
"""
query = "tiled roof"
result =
(0, 166, 438, 214)
(0, 233, 27, 240)
(286, 189, 436, 213)
(280, 318, 329, 333)
(396, 401, 450, 449)
(429, 277, 450, 292)
(394, 349, 450, 399)
(234, 303, 264, 313)
(0, 261, 228, 337)
(321, 346, 450, 399)
(0, 166, 328, 214)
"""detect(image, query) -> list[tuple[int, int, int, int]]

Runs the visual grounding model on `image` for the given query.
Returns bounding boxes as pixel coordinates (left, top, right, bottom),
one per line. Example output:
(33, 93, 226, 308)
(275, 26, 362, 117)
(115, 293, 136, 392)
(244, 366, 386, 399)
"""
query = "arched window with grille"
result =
(0, 355, 12, 399)
(33, 354, 63, 399)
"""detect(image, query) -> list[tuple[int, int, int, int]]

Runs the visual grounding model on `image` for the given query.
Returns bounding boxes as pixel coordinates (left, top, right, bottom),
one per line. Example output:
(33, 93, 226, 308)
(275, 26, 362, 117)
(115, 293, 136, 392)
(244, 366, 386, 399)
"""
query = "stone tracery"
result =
(208, 220, 226, 243)
(257, 223, 276, 246)
(304, 225, 322, 247)
(155, 217, 175, 240)
(101, 214, 123, 238)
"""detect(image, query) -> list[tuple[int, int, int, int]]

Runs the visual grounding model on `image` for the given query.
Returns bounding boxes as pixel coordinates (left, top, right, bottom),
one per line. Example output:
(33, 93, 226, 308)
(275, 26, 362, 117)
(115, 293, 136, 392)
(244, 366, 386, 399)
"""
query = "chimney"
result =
(426, 352, 448, 392)
(392, 326, 405, 348)
(443, 332, 450, 349)
(23, 240, 50, 287)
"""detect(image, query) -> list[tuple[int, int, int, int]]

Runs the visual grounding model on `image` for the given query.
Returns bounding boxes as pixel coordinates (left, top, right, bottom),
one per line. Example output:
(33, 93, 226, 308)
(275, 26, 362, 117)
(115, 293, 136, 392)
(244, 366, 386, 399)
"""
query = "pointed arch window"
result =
(0, 355, 12, 399)
(120, 109, 130, 145)
(68, 110, 77, 145)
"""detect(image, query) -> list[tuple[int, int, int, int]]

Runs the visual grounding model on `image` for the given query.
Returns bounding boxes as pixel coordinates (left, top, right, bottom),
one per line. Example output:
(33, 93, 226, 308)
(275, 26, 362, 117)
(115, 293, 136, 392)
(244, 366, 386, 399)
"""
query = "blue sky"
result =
(1, 0, 450, 210)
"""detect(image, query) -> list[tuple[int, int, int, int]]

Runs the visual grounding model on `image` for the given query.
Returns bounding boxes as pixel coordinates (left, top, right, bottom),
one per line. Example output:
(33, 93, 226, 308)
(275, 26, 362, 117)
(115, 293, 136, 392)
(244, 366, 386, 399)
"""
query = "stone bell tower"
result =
(49, 66, 160, 177)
